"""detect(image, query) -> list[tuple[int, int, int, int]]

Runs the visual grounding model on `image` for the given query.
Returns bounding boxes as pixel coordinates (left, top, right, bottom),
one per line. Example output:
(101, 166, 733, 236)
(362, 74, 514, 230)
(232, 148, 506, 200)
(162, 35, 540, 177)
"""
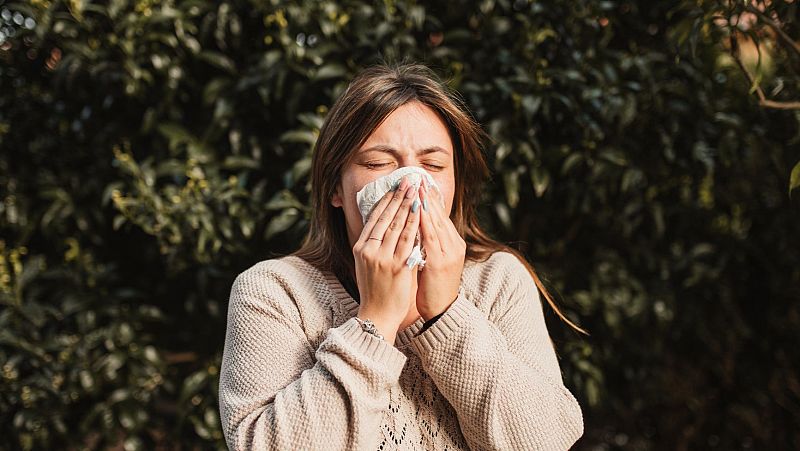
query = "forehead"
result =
(359, 101, 453, 155)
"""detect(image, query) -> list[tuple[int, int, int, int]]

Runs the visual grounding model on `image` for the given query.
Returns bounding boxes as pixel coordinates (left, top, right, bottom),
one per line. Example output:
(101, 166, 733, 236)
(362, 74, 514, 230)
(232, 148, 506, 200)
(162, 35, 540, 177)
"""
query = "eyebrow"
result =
(360, 145, 450, 156)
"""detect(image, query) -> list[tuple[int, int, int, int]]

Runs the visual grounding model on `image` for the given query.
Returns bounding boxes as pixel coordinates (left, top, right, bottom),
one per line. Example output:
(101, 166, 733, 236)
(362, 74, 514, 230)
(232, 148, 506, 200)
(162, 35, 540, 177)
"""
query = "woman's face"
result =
(331, 100, 456, 249)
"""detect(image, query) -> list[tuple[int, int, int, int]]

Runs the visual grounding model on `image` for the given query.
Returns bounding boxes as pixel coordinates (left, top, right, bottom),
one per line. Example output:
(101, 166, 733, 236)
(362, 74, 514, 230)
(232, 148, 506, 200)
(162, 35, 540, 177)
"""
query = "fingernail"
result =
(423, 199, 428, 211)
(411, 199, 420, 213)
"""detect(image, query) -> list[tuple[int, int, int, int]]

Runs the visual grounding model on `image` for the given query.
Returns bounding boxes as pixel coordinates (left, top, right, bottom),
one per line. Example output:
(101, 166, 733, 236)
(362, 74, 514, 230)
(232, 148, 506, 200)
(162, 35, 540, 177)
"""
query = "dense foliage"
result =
(1, 0, 798, 449)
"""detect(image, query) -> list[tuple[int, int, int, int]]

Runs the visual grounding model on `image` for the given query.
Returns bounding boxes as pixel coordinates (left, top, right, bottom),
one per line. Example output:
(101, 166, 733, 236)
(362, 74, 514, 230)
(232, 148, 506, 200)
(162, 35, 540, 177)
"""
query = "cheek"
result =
(344, 184, 368, 228)
(339, 172, 362, 207)
(446, 188, 456, 216)
(429, 178, 455, 215)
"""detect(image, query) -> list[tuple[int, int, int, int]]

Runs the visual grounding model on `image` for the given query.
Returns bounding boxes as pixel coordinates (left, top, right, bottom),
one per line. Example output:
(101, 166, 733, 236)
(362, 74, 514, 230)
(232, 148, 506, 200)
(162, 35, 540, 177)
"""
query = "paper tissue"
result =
(355, 166, 442, 269)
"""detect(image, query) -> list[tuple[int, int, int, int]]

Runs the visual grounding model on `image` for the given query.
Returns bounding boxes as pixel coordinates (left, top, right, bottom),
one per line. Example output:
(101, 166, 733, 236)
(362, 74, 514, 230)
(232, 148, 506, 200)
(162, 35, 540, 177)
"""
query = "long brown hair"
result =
(291, 62, 586, 335)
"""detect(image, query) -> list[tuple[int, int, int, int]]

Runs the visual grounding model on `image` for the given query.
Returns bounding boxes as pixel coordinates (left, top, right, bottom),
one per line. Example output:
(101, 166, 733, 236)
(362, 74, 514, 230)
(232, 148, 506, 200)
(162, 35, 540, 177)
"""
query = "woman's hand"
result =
(352, 176, 421, 344)
(416, 176, 466, 320)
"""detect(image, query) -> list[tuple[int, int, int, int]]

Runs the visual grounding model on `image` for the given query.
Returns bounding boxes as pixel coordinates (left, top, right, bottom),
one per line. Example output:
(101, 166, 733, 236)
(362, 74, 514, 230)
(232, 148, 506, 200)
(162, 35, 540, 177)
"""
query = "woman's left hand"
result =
(416, 176, 466, 320)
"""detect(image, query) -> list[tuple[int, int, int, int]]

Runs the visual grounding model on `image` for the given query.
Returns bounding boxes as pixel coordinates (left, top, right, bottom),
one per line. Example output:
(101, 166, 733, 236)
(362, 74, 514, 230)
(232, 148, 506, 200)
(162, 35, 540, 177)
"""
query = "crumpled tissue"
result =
(355, 166, 442, 270)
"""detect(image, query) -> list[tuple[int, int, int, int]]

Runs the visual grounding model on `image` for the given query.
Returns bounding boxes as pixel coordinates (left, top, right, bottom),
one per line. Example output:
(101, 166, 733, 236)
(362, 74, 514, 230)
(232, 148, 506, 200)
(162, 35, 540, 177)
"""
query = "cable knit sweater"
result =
(218, 251, 584, 450)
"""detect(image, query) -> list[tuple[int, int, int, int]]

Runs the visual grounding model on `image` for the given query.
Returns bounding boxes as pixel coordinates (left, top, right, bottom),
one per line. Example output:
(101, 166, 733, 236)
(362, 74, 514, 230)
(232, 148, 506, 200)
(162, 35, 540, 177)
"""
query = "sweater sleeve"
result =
(218, 265, 407, 451)
(408, 255, 584, 450)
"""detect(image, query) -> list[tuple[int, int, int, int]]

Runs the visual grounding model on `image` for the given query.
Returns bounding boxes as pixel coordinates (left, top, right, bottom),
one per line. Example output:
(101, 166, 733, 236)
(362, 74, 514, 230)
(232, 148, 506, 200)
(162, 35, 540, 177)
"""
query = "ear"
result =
(331, 183, 343, 208)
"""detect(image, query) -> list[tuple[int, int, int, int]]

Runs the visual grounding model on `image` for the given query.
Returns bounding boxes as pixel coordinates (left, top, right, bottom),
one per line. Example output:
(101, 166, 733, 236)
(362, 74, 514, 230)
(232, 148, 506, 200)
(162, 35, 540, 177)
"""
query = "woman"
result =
(218, 62, 585, 450)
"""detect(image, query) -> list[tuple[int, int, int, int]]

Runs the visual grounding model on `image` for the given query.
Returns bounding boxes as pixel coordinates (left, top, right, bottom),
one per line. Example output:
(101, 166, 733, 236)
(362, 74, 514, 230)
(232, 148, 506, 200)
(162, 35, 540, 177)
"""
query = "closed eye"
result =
(364, 163, 444, 170)
(364, 162, 389, 170)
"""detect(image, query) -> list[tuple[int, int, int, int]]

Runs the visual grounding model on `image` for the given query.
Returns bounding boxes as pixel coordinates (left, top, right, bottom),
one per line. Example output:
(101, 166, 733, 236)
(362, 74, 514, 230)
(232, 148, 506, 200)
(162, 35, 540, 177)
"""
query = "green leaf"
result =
(289, 157, 312, 187)
(561, 153, 583, 175)
(265, 190, 304, 211)
(191, 415, 212, 439)
(222, 156, 260, 170)
(530, 166, 551, 198)
(494, 203, 512, 232)
(790, 160, 800, 198)
(67, 0, 85, 21)
(123, 436, 143, 451)
(599, 147, 628, 166)
(532, 28, 557, 44)
(621, 168, 644, 193)
(280, 130, 317, 145)
(503, 170, 520, 208)
(79, 370, 94, 390)
(158, 123, 195, 146)
(264, 208, 300, 240)
(240, 217, 255, 238)
(313, 64, 347, 81)
(180, 371, 208, 404)
(495, 142, 511, 164)
(203, 78, 231, 105)
(521, 95, 542, 116)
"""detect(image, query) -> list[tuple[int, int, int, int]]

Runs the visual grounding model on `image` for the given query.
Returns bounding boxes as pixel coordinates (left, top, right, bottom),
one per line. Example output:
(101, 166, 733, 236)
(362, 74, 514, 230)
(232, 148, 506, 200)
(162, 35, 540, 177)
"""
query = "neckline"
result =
(283, 255, 425, 348)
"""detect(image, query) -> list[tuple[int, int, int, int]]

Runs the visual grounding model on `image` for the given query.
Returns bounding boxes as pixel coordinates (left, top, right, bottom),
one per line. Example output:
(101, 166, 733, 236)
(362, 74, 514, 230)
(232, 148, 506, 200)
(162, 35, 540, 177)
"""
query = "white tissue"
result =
(355, 166, 442, 270)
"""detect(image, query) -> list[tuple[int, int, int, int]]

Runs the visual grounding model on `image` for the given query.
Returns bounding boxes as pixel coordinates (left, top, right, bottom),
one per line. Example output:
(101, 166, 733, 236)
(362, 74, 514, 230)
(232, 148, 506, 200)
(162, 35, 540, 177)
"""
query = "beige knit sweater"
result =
(218, 251, 583, 450)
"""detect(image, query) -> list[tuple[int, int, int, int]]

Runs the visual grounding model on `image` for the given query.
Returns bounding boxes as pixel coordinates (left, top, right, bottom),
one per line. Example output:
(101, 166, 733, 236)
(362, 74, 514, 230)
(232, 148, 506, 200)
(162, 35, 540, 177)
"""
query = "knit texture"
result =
(218, 251, 584, 450)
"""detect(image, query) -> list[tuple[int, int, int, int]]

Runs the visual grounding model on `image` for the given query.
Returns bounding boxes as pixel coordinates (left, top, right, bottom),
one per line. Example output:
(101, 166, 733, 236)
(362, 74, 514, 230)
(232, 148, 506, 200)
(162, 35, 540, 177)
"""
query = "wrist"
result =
(419, 294, 458, 321)
(419, 310, 443, 322)
(356, 308, 400, 344)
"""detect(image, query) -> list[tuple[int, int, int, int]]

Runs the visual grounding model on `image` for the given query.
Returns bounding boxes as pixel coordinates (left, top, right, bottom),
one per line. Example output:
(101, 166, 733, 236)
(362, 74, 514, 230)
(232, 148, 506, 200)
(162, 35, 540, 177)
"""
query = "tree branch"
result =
(730, 33, 800, 110)
(744, 5, 800, 57)
(759, 99, 800, 110)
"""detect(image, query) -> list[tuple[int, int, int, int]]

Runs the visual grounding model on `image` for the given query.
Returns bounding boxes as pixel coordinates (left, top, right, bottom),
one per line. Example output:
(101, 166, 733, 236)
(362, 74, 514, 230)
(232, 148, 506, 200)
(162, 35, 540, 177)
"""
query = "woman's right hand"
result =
(352, 176, 422, 344)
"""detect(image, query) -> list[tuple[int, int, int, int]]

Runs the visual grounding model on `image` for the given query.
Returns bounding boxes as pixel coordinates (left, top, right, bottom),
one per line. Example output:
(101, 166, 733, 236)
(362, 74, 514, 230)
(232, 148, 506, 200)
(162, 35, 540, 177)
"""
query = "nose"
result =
(399, 156, 420, 168)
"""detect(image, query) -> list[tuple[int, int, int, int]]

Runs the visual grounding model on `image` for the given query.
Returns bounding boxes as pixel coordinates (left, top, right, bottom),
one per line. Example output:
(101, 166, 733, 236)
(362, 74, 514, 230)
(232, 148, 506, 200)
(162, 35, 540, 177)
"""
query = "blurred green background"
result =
(2, 0, 799, 449)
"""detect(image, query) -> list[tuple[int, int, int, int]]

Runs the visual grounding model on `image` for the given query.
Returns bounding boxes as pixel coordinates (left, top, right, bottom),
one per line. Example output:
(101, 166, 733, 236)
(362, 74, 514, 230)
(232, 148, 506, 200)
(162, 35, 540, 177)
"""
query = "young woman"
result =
(218, 62, 584, 450)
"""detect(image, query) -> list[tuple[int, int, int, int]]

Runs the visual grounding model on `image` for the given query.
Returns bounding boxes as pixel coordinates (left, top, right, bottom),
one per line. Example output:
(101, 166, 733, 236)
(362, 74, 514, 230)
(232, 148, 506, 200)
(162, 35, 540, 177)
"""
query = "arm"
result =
(218, 265, 407, 450)
(408, 256, 584, 450)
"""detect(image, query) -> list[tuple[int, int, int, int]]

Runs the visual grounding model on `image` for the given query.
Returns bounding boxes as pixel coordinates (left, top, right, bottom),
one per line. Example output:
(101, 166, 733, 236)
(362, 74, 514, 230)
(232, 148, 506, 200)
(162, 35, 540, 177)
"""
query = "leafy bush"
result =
(1, 0, 798, 449)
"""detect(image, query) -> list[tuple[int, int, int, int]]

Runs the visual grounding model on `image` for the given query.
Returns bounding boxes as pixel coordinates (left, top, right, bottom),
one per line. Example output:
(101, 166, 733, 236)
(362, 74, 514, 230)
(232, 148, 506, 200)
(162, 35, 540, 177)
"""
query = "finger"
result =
(394, 185, 422, 262)
(441, 217, 461, 249)
(419, 180, 444, 255)
(422, 177, 460, 248)
(422, 177, 448, 242)
(365, 177, 412, 247)
(381, 178, 419, 256)
(356, 186, 397, 247)
(427, 178, 455, 245)
(433, 191, 462, 251)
